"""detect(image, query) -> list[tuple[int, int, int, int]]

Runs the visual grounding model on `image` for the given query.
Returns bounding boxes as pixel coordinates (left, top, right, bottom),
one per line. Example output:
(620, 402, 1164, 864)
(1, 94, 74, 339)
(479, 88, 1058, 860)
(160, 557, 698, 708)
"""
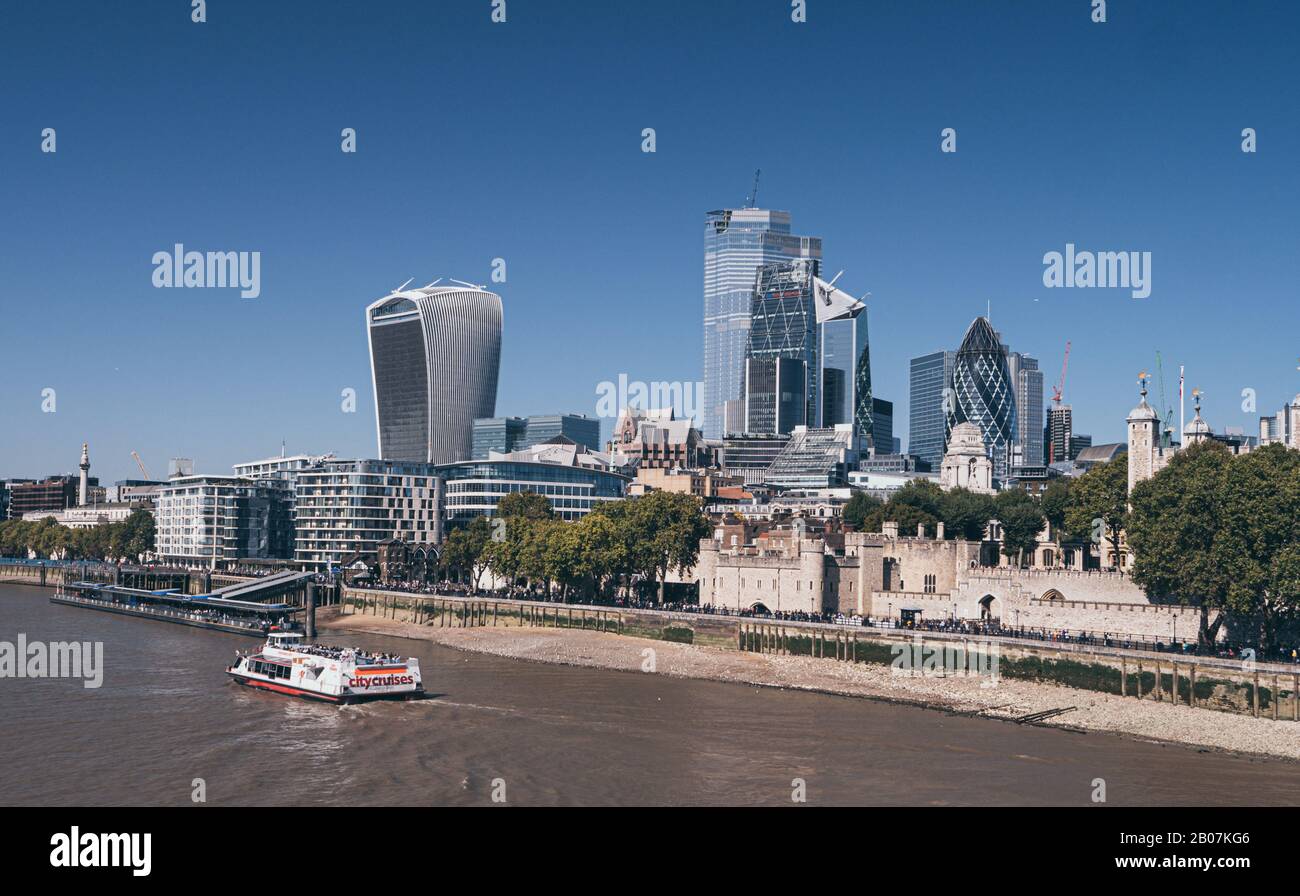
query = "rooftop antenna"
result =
(745, 169, 761, 208)
(393, 277, 414, 293)
(449, 278, 485, 290)
(422, 278, 442, 289)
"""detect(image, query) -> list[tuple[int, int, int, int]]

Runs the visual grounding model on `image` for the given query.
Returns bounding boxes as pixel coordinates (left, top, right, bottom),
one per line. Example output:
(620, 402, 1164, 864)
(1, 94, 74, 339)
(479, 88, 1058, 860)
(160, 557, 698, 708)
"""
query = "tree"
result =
(568, 511, 628, 600)
(1039, 478, 1072, 559)
(940, 488, 997, 541)
(842, 492, 883, 531)
(496, 490, 554, 521)
(891, 479, 944, 519)
(1064, 453, 1129, 568)
(481, 491, 555, 593)
(1127, 441, 1234, 647)
(626, 490, 710, 604)
(440, 516, 494, 591)
(118, 509, 155, 561)
(994, 489, 1045, 567)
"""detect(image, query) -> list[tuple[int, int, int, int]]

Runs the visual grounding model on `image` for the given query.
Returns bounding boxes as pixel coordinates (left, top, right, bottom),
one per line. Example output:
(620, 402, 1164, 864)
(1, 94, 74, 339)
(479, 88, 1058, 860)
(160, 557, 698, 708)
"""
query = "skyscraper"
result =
(1006, 350, 1044, 469)
(743, 260, 819, 435)
(814, 274, 873, 450)
(947, 317, 1017, 481)
(367, 282, 503, 465)
(1045, 404, 1073, 464)
(908, 350, 955, 471)
(703, 207, 821, 438)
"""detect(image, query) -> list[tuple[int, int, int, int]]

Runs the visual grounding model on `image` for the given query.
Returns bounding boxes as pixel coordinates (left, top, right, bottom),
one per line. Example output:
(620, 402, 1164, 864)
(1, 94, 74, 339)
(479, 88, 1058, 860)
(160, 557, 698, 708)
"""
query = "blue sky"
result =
(2, 0, 1297, 482)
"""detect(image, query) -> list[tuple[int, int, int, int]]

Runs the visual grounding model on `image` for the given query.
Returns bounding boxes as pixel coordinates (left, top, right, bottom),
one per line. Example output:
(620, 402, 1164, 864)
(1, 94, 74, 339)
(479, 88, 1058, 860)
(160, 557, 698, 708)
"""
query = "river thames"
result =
(2, 583, 1298, 806)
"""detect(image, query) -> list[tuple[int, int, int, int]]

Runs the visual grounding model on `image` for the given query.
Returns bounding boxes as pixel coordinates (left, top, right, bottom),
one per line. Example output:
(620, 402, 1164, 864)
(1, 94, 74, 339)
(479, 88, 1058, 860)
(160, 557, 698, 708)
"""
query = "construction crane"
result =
(1154, 352, 1175, 447)
(1045, 342, 1071, 464)
(745, 169, 761, 208)
(131, 451, 153, 481)
(1051, 341, 1071, 406)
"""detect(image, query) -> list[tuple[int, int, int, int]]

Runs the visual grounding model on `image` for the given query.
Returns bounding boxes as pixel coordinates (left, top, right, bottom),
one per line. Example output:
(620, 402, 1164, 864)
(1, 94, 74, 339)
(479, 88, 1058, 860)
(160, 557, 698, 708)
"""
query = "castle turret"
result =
(1183, 389, 1212, 446)
(1126, 374, 1159, 495)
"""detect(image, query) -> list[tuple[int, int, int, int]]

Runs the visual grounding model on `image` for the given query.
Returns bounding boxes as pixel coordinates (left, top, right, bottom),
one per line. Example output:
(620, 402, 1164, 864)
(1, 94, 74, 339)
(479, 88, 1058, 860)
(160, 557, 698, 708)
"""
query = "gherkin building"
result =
(946, 316, 1016, 480)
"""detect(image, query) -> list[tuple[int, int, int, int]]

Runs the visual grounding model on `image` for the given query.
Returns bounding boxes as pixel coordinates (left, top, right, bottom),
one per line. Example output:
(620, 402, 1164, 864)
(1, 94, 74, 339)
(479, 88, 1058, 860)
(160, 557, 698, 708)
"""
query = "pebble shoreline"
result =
(322, 615, 1300, 762)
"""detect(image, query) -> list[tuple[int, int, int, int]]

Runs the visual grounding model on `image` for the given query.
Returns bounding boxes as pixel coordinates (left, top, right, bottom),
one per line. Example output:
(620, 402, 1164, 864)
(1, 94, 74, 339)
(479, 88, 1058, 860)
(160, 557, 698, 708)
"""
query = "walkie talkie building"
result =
(947, 316, 1017, 480)
(366, 282, 503, 465)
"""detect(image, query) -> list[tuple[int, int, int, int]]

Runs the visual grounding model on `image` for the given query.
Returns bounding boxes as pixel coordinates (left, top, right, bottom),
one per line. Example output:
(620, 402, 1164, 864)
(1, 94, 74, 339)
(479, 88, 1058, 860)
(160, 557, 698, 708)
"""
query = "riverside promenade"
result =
(338, 585, 1300, 723)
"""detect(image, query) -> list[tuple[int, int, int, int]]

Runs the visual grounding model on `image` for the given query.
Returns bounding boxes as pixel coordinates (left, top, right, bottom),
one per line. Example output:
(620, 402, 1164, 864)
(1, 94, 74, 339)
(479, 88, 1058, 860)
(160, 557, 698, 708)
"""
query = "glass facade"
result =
(472, 417, 527, 459)
(762, 425, 856, 490)
(368, 304, 430, 463)
(438, 460, 629, 524)
(818, 312, 873, 448)
(947, 317, 1018, 480)
(703, 208, 821, 438)
(743, 260, 819, 434)
(908, 350, 955, 471)
(367, 286, 503, 465)
(1007, 351, 1044, 470)
(871, 397, 893, 454)
(471, 414, 601, 459)
(524, 414, 600, 451)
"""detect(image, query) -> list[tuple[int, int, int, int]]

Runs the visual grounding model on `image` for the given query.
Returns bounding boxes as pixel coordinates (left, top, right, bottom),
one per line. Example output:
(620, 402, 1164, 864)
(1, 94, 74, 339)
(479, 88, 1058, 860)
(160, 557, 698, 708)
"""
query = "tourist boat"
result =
(227, 632, 423, 703)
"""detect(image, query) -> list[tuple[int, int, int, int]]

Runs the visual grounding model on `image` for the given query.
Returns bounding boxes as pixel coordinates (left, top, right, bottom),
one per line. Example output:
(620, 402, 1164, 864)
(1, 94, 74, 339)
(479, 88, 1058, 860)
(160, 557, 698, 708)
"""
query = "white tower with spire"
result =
(1126, 374, 1160, 495)
(78, 442, 90, 506)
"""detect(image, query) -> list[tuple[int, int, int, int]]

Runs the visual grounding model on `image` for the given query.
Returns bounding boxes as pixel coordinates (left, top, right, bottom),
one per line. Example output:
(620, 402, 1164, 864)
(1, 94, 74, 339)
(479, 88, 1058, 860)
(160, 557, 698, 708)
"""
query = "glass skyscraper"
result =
(1007, 350, 1044, 469)
(367, 283, 503, 465)
(703, 208, 821, 438)
(743, 260, 820, 435)
(909, 350, 955, 471)
(947, 317, 1018, 480)
(814, 274, 872, 450)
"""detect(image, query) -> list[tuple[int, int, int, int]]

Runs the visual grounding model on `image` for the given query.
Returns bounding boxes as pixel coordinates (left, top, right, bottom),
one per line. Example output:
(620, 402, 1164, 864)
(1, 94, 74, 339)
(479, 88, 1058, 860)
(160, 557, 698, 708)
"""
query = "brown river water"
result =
(2, 583, 1298, 806)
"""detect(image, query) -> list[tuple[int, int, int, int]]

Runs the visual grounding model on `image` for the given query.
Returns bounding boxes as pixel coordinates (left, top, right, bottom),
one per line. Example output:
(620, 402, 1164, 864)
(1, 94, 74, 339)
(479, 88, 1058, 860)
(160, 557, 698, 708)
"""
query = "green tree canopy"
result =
(842, 492, 883, 531)
(1064, 453, 1129, 565)
(994, 489, 1045, 566)
(1127, 440, 1234, 646)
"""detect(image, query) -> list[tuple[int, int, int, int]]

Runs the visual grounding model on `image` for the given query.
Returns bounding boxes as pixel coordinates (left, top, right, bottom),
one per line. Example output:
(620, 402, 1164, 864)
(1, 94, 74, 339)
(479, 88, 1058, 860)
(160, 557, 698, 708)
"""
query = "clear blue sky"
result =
(2, 0, 1296, 483)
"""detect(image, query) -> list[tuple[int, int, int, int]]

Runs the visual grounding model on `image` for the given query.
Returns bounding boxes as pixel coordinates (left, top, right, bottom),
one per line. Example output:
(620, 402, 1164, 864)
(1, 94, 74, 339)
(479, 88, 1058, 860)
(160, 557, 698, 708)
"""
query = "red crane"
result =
(1052, 341, 1071, 406)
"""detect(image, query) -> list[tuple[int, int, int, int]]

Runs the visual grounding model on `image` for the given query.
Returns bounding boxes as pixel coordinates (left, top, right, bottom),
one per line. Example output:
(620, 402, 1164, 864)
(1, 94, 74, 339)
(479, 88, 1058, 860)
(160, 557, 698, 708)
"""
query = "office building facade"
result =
(439, 442, 630, 525)
(743, 260, 820, 435)
(367, 282, 503, 465)
(870, 398, 893, 457)
(155, 475, 293, 566)
(815, 274, 873, 450)
(471, 414, 600, 459)
(703, 208, 821, 438)
(908, 350, 955, 472)
(1007, 350, 1044, 470)
(1045, 405, 1073, 464)
(293, 459, 444, 572)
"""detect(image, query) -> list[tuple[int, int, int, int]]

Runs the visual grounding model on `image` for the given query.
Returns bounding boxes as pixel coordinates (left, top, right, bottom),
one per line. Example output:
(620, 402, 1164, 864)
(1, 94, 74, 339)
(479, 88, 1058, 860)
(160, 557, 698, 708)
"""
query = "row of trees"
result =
(0, 509, 156, 563)
(841, 458, 1133, 570)
(438, 489, 711, 603)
